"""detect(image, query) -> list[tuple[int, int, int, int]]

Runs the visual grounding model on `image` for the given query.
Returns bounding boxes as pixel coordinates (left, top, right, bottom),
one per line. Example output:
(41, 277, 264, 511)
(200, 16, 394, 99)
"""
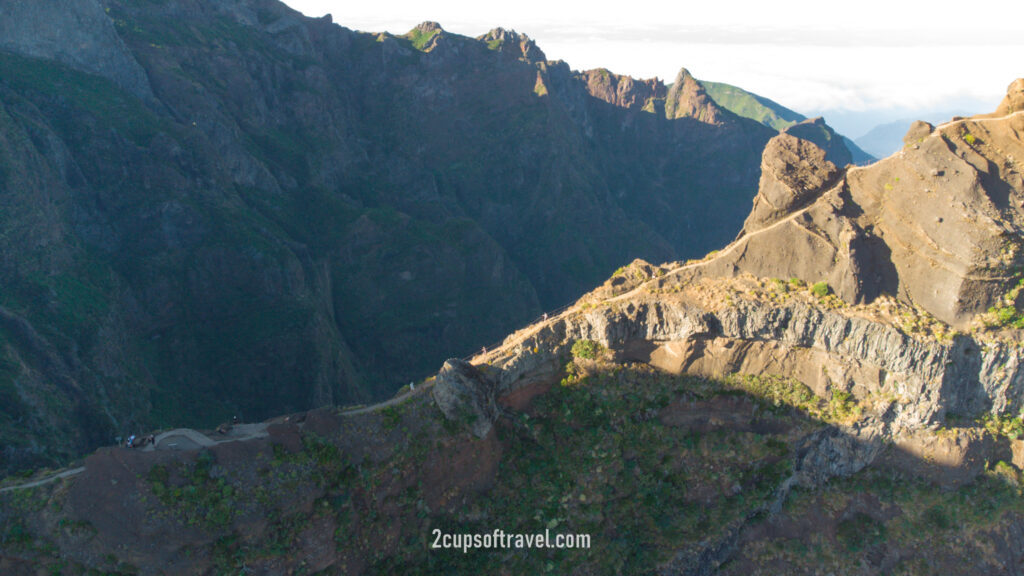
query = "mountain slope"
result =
(0, 0, 778, 472)
(700, 79, 805, 131)
(700, 78, 875, 165)
(3, 81, 1024, 574)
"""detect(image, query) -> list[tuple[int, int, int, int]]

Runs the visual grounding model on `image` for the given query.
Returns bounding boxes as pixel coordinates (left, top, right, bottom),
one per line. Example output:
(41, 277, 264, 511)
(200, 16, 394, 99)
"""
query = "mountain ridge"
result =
(0, 0, 782, 472)
(3, 82, 1024, 575)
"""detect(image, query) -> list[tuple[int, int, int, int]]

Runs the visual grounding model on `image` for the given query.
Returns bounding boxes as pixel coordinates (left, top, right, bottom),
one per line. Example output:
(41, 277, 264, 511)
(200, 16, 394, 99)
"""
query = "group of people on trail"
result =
(124, 434, 155, 448)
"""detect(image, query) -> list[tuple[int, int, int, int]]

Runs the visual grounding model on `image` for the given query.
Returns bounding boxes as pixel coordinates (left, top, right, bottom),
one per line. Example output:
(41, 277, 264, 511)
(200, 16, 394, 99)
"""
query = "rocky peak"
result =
(412, 21, 443, 35)
(782, 117, 853, 168)
(902, 120, 935, 146)
(0, 0, 152, 99)
(579, 68, 667, 111)
(996, 78, 1024, 116)
(665, 67, 730, 124)
(406, 21, 446, 51)
(479, 27, 546, 63)
(741, 132, 841, 234)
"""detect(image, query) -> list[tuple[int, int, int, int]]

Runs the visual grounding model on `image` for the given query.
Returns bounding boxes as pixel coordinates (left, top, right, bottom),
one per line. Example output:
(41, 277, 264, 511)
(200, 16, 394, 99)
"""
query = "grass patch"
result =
(406, 27, 440, 51)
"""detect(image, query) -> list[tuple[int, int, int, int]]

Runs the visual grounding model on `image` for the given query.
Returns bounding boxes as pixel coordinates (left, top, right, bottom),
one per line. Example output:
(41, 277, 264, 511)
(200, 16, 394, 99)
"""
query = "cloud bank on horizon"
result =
(284, 0, 1023, 136)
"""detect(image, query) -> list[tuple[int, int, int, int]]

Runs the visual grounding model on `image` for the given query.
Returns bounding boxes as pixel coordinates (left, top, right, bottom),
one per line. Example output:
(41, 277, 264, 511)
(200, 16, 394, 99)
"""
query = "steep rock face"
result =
(666, 68, 732, 124)
(479, 293, 1024, 436)
(995, 78, 1024, 116)
(0, 0, 152, 99)
(580, 68, 667, 111)
(0, 0, 782, 470)
(431, 359, 498, 438)
(478, 27, 546, 63)
(682, 84, 1024, 323)
(740, 132, 840, 234)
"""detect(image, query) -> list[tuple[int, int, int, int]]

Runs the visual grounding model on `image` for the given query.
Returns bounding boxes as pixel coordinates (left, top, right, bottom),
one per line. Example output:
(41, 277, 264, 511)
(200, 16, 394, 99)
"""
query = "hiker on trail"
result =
(127, 435, 136, 448)
(542, 312, 548, 320)
(232, 415, 239, 425)
(409, 382, 415, 391)
(482, 346, 487, 355)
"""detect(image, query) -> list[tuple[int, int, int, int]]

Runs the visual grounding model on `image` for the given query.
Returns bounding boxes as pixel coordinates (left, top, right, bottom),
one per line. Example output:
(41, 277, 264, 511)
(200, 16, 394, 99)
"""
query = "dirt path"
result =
(468, 180, 844, 367)
(340, 383, 432, 416)
(0, 467, 86, 493)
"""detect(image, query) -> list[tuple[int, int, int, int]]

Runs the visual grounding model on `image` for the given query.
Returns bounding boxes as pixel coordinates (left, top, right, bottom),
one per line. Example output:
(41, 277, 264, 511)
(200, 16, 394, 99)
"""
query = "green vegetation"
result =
(381, 405, 403, 430)
(771, 461, 1024, 573)
(987, 305, 1024, 329)
(146, 450, 238, 529)
(571, 339, 604, 360)
(836, 511, 887, 553)
(533, 77, 548, 97)
(728, 373, 816, 413)
(980, 412, 1024, 440)
(407, 27, 440, 51)
(964, 132, 977, 145)
(698, 80, 804, 131)
(828, 390, 862, 422)
(727, 374, 861, 424)
(810, 281, 830, 298)
(0, 51, 163, 147)
(383, 365, 801, 574)
(981, 277, 1024, 330)
(12, 356, 1024, 573)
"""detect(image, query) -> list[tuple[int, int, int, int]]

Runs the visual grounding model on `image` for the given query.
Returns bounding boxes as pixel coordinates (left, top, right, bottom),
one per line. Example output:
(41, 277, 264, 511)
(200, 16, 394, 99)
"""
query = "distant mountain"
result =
(700, 79, 875, 165)
(854, 119, 916, 158)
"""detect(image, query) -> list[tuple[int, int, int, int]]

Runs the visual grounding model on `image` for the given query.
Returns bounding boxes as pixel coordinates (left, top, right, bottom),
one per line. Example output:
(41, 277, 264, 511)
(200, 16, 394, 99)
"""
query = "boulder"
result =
(903, 120, 934, 146)
(741, 132, 840, 233)
(431, 359, 499, 438)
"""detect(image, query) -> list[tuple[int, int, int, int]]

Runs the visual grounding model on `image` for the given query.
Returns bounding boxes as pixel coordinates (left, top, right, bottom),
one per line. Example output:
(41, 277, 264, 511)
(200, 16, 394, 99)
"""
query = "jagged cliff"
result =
(449, 79, 1024, 440)
(3, 83, 1024, 576)
(0, 0, 790, 472)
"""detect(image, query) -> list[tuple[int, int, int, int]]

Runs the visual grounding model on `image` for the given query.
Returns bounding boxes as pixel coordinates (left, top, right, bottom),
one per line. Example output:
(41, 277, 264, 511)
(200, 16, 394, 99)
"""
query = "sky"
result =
(282, 0, 1024, 138)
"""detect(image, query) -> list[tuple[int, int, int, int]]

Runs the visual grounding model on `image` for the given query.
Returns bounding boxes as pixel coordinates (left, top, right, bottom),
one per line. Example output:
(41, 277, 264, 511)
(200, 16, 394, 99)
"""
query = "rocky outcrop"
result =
(478, 27, 546, 63)
(902, 120, 934, 145)
(782, 117, 854, 167)
(740, 132, 841, 233)
(665, 68, 732, 124)
(996, 78, 1024, 116)
(431, 359, 499, 438)
(479, 293, 1024, 434)
(680, 81, 1024, 324)
(580, 68, 666, 111)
